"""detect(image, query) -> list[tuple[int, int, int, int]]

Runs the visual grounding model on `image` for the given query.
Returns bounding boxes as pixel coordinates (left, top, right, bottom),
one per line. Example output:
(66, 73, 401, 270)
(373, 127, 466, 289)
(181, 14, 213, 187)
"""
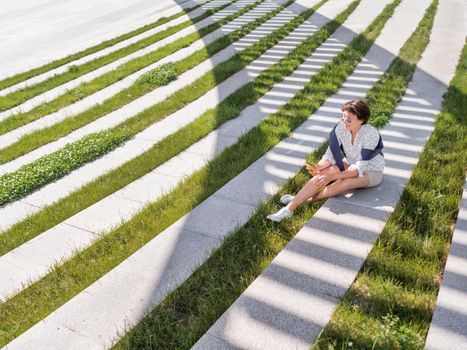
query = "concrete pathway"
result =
(0, 0, 338, 300)
(0, 0, 320, 228)
(0, 0, 237, 120)
(0, 0, 300, 174)
(1, 0, 433, 348)
(0, 0, 283, 149)
(0, 0, 214, 80)
(192, 0, 467, 348)
(425, 177, 467, 349)
(0, 0, 213, 97)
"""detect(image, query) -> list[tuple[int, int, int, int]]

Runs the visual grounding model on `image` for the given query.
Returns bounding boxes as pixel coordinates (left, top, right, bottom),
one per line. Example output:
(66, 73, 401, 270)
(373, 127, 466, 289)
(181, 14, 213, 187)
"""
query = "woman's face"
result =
(341, 110, 362, 132)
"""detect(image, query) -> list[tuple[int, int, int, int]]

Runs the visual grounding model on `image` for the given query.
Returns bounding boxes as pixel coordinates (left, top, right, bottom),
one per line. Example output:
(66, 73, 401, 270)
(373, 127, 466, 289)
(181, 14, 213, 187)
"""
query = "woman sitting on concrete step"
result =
(267, 99, 384, 222)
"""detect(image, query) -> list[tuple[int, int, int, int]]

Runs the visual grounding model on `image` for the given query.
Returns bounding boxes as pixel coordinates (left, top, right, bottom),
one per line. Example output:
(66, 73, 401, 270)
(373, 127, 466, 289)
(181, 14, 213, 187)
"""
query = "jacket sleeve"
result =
(322, 145, 336, 165)
(348, 127, 380, 176)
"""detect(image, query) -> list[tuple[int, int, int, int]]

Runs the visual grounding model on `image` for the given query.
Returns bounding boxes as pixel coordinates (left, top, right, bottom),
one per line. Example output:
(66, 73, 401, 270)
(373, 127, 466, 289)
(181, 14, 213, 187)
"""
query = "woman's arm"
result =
(317, 159, 332, 171)
(321, 145, 336, 167)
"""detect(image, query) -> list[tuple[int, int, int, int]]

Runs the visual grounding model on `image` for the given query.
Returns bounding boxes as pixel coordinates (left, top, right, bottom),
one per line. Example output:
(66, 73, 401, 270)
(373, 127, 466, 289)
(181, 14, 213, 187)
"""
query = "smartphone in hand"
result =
(306, 162, 319, 176)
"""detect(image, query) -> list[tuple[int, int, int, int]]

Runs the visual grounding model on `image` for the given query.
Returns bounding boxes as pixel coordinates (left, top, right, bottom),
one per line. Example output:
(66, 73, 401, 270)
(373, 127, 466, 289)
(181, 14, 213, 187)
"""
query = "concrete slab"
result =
(0, 201, 41, 232)
(2, 318, 103, 350)
(154, 151, 209, 178)
(113, 172, 181, 204)
(64, 194, 142, 234)
(23, 169, 113, 208)
(133, 119, 186, 143)
(213, 168, 285, 206)
(425, 178, 467, 350)
(185, 132, 238, 158)
(249, 144, 311, 177)
(192, 333, 240, 350)
(176, 195, 256, 240)
(95, 137, 155, 161)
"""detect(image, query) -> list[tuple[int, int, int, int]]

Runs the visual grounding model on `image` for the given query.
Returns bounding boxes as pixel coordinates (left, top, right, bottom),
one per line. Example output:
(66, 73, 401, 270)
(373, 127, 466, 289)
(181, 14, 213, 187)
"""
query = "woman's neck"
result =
(350, 124, 362, 143)
(350, 125, 362, 136)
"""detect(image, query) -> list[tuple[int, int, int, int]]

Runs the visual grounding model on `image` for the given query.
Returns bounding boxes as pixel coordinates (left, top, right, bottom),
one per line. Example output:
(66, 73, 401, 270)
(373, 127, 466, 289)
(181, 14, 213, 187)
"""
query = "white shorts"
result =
(365, 171, 384, 187)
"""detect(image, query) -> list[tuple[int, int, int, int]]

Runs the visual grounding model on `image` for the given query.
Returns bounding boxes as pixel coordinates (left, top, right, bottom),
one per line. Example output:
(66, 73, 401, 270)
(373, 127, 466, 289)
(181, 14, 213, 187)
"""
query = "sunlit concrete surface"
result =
(0, 0, 198, 79)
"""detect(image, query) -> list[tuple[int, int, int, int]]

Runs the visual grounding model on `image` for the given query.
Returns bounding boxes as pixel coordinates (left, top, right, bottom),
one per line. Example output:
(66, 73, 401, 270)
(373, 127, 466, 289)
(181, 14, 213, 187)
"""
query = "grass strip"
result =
(0, 3, 200, 91)
(0, 1, 401, 345)
(314, 21, 467, 350)
(0, 0, 282, 159)
(0, 0, 315, 197)
(0, 0, 331, 249)
(0, 0, 246, 134)
(0, 1, 236, 112)
(0, 130, 132, 206)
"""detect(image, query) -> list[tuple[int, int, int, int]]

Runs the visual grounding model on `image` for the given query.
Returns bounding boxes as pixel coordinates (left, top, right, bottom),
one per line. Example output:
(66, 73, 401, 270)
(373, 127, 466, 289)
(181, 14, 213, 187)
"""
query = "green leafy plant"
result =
(136, 63, 178, 86)
(372, 315, 423, 350)
(0, 129, 133, 205)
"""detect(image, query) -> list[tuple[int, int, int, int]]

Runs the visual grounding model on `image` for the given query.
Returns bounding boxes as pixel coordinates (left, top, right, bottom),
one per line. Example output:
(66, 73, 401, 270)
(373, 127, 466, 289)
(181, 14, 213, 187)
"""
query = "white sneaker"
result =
(267, 207, 293, 222)
(280, 194, 295, 205)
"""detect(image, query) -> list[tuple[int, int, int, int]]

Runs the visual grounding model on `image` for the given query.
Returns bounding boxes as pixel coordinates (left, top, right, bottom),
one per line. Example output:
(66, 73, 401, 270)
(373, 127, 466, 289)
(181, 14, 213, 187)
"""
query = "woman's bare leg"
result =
(286, 165, 341, 211)
(310, 174, 369, 202)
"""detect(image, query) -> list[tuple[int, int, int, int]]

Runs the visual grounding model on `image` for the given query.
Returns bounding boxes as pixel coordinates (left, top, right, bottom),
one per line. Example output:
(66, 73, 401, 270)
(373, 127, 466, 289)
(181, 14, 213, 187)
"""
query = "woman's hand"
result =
(312, 173, 333, 187)
(307, 167, 319, 177)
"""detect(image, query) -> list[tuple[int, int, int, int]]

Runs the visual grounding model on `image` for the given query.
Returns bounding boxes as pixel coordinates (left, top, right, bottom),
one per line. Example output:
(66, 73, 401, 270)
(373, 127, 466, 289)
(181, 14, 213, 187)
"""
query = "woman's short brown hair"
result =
(341, 99, 371, 124)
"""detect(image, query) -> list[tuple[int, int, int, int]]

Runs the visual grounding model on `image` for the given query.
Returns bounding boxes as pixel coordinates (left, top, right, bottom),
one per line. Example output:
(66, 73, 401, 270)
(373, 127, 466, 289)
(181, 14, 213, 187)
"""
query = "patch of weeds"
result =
(0, 128, 133, 205)
(136, 63, 177, 86)
(372, 314, 424, 349)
